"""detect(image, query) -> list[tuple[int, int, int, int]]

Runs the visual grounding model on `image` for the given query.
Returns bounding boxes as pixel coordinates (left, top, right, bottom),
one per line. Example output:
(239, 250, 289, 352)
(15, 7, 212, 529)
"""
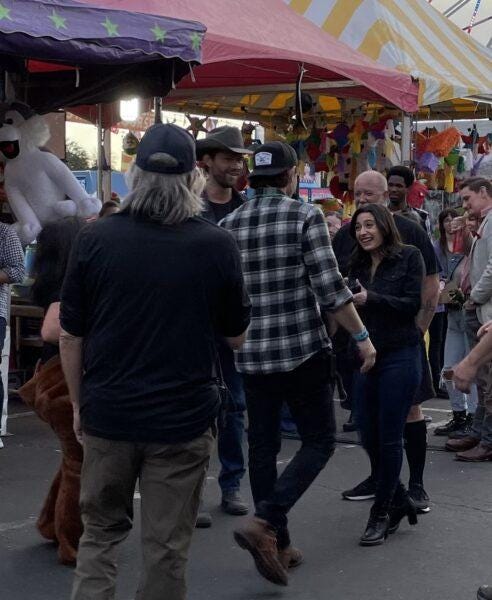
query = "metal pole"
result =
(401, 112, 412, 165)
(154, 97, 162, 124)
(97, 104, 103, 200)
(103, 128, 112, 203)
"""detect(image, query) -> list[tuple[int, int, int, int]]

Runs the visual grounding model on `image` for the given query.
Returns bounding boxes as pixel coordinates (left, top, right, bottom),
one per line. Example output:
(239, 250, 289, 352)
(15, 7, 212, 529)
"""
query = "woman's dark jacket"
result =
(349, 244, 424, 354)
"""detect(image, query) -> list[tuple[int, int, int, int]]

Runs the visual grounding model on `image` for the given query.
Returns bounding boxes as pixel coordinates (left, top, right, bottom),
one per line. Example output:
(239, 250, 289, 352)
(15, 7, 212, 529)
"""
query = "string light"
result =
(466, 0, 482, 34)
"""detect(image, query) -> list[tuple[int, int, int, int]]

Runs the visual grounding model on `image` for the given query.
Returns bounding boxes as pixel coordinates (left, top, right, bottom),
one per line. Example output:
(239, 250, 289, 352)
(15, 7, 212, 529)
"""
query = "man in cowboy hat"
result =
(196, 126, 253, 222)
(195, 126, 253, 525)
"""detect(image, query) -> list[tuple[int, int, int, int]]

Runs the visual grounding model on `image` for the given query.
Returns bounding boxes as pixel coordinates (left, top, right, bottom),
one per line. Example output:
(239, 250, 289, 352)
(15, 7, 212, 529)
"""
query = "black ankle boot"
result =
(448, 413, 474, 439)
(359, 504, 390, 546)
(388, 492, 418, 534)
(434, 410, 466, 436)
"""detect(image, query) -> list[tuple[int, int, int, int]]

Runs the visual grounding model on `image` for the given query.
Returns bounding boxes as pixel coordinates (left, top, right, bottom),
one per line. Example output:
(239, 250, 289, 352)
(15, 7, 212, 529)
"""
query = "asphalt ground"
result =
(0, 395, 491, 600)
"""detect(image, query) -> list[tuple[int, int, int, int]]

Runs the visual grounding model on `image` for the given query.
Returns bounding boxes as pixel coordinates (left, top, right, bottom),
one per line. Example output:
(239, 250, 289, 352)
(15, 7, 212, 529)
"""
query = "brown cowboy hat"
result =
(196, 126, 253, 159)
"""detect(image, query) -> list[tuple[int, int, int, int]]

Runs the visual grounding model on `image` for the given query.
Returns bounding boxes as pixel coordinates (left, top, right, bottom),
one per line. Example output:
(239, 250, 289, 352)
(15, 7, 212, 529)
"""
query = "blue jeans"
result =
(443, 309, 478, 413)
(217, 344, 246, 493)
(354, 345, 422, 506)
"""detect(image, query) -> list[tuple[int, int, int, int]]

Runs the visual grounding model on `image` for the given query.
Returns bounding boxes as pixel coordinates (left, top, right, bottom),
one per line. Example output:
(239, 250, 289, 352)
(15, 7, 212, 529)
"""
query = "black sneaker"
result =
(408, 484, 430, 513)
(478, 585, 492, 600)
(342, 477, 376, 501)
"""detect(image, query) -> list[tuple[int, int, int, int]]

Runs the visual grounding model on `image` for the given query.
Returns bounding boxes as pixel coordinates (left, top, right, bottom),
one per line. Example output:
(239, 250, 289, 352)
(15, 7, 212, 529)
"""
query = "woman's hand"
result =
(353, 281, 367, 307)
(357, 338, 376, 373)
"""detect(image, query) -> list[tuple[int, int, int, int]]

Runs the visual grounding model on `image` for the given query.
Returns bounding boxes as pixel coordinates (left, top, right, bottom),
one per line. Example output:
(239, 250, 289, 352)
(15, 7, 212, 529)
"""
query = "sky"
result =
(430, 0, 491, 46)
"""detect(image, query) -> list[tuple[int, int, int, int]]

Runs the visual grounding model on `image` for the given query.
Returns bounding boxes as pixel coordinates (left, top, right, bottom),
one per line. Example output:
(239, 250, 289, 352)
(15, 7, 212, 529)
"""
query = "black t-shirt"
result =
(202, 189, 244, 224)
(332, 213, 439, 277)
(60, 213, 251, 443)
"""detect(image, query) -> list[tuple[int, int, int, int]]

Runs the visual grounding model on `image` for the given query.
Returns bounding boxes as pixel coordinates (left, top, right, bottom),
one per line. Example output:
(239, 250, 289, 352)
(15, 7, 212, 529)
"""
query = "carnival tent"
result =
(78, 0, 419, 113)
(285, 0, 492, 107)
(0, 0, 206, 111)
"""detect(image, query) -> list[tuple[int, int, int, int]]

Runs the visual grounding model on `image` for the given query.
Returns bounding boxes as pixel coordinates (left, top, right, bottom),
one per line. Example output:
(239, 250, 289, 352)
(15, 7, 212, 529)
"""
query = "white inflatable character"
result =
(0, 102, 101, 243)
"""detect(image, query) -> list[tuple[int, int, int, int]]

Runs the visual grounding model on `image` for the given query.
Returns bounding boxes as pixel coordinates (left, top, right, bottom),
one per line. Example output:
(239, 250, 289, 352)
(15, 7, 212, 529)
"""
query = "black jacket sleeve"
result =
(366, 247, 424, 316)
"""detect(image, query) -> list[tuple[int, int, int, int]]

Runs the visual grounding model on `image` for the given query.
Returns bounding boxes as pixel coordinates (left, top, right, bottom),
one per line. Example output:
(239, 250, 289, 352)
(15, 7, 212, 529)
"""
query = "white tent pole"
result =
(97, 104, 103, 201)
(401, 112, 412, 165)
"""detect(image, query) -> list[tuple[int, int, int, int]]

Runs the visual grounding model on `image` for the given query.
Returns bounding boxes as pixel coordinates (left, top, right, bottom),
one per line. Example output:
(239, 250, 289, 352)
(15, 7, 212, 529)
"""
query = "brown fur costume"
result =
(18, 355, 83, 565)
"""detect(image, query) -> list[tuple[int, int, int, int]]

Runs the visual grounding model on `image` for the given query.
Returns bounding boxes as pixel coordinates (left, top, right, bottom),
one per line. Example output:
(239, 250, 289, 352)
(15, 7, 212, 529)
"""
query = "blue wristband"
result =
(352, 328, 369, 342)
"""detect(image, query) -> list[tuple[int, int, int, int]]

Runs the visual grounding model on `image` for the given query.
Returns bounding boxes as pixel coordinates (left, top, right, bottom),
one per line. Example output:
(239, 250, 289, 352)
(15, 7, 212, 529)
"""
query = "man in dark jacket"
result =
(194, 127, 253, 524)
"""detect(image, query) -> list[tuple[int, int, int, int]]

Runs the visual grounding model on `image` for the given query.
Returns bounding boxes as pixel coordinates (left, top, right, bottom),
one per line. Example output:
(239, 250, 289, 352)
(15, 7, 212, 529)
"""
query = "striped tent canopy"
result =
(285, 0, 492, 107)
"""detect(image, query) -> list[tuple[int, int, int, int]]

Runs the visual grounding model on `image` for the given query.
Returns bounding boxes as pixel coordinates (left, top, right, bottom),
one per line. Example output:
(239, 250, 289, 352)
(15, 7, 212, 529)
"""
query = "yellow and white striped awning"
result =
(285, 0, 492, 106)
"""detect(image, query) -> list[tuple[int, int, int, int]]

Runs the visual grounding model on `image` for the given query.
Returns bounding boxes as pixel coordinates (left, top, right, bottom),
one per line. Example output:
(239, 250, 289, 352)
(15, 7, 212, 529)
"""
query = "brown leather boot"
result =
(456, 443, 492, 462)
(278, 546, 303, 570)
(234, 518, 288, 586)
(445, 435, 479, 452)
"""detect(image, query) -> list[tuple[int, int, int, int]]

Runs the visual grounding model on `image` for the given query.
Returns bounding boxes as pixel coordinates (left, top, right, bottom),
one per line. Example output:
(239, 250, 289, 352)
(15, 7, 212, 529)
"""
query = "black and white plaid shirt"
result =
(220, 189, 352, 374)
(0, 223, 25, 321)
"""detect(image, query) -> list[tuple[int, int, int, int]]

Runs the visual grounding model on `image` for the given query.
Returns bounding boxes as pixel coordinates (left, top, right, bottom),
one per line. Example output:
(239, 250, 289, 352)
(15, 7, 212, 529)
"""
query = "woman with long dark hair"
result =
(348, 204, 423, 546)
(20, 216, 85, 565)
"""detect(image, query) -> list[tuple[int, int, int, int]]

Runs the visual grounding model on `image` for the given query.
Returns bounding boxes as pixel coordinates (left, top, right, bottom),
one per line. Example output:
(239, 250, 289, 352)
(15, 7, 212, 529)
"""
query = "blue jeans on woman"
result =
(354, 344, 422, 507)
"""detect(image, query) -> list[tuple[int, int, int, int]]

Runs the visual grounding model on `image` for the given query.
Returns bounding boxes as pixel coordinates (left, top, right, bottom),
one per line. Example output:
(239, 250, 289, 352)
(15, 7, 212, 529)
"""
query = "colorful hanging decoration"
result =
(416, 127, 462, 157)
(348, 119, 368, 155)
(185, 114, 208, 138)
(418, 152, 440, 173)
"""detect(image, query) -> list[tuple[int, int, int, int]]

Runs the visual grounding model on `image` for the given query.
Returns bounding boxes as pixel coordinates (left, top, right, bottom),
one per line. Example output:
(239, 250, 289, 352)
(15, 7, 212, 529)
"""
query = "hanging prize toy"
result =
(185, 114, 208, 139)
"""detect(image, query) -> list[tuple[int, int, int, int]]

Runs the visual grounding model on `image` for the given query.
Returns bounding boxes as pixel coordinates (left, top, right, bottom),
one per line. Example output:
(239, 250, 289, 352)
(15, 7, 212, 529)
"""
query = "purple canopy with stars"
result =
(0, 0, 206, 111)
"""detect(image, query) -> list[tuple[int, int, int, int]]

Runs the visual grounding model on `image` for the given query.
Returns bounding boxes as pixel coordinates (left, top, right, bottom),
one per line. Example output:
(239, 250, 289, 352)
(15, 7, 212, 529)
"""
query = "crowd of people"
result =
(5, 122, 491, 600)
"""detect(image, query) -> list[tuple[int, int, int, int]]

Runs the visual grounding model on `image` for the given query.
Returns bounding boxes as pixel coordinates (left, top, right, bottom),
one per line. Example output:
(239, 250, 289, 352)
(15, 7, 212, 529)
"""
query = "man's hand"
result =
(478, 320, 492, 338)
(353, 281, 368, 307)
(463, 299, 477, 311)
(73, 409, 83, 445)
(357, 338, 376, 373)
(452, 357, 477, 393)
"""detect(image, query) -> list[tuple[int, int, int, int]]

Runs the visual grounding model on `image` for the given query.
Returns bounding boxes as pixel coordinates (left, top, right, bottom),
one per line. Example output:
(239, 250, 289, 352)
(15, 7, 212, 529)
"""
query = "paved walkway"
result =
(0, 396, 490, 600)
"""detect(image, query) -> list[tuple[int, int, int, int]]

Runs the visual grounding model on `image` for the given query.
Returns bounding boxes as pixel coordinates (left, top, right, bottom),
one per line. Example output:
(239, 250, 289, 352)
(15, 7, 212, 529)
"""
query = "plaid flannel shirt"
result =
(0, 223, 25, 321)
(220, 189, 352, 374)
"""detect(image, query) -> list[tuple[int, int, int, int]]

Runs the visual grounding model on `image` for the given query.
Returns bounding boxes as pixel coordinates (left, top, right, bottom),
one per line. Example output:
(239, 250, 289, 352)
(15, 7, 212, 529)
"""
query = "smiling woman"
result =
(348, 203, 425, 547)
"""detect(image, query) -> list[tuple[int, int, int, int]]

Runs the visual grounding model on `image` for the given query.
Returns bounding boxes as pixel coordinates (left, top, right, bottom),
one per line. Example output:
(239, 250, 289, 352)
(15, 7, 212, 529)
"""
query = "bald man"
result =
(332, 169, 440, 514)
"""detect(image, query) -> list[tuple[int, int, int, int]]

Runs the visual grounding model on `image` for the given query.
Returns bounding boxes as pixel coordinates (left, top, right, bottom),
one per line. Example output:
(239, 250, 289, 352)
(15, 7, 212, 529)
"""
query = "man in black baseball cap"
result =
(61, 122, 251, 600)
(248, 141, 298, 181)
(135, 122, 196, 175)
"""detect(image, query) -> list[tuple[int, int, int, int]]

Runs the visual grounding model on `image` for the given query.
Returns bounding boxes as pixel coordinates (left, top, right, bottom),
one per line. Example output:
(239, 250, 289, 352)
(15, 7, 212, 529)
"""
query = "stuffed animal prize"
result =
(0, 103, 101, 244)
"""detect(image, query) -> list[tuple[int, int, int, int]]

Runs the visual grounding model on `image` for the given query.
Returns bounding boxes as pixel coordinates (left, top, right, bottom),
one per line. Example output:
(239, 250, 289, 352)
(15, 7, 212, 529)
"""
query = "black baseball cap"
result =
(249, 141, 298, 178)
(136, 123, 196, 174)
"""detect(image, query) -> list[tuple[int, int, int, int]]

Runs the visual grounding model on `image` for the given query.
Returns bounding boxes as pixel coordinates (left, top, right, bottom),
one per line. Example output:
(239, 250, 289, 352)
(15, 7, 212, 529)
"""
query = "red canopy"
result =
(78, 0, 419, 113)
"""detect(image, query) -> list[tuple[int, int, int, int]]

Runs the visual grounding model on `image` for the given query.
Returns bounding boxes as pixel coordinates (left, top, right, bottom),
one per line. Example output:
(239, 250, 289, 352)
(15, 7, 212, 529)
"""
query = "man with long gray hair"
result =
(60, 123, 251, 600)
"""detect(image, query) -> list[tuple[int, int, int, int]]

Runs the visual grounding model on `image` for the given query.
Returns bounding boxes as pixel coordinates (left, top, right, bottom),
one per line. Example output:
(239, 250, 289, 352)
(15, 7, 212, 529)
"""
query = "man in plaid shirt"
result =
(220, 142, 376, 586)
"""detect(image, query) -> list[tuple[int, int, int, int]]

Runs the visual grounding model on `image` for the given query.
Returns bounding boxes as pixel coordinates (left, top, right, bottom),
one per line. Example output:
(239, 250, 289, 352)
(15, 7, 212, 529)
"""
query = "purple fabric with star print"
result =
(0, 0, 205, 62)
(0, 0, 206, 111)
